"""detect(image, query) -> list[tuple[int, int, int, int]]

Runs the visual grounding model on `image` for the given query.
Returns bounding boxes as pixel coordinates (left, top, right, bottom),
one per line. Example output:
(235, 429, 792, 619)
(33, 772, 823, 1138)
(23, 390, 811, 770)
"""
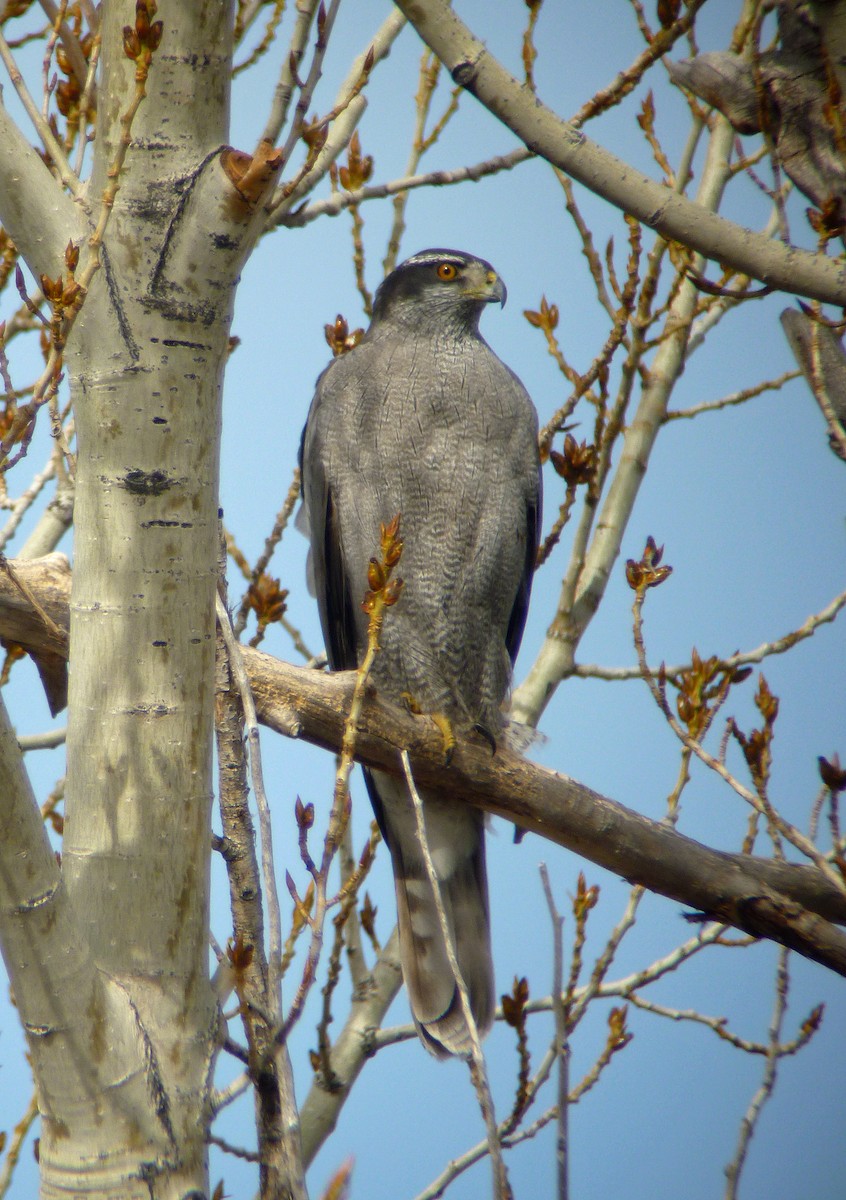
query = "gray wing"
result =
(300, 366, 399, 912)
(299, 375, 359, 673)
(506, 470, 541, 666)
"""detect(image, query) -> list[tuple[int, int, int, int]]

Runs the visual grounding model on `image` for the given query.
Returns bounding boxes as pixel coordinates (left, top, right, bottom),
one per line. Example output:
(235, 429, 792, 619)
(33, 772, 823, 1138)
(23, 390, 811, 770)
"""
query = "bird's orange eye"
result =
(436, 262, 458, 280)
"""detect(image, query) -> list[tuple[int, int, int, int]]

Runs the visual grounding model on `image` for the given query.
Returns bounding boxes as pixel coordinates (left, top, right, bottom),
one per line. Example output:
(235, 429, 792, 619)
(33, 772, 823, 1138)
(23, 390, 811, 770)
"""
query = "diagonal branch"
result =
(298, 929, 403, 1165)
(3, 555, 846, 976)
(0, 25, 80, 196)
(392, 0, 846, 307)
(0, 96, 78, 277)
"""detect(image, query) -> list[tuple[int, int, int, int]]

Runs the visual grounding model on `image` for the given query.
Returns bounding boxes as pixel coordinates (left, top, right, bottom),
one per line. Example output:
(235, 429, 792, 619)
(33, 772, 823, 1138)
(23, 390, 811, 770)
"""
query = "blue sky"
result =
(1, 3, 844, 1198)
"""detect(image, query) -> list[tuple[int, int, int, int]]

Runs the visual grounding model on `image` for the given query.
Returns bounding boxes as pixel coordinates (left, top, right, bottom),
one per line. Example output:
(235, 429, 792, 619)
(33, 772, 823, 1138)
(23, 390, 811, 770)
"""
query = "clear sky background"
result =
(0, 3, 844, 1198)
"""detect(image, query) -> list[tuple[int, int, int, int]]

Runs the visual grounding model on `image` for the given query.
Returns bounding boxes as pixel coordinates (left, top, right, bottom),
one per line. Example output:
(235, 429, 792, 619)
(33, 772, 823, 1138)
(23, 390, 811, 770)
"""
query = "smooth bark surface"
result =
(0, 3, 263, 1194)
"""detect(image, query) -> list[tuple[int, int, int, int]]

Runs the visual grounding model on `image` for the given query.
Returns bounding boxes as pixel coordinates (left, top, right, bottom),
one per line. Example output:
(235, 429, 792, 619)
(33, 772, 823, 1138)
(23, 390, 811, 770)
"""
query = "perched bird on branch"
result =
(300, 248, 541, 1057)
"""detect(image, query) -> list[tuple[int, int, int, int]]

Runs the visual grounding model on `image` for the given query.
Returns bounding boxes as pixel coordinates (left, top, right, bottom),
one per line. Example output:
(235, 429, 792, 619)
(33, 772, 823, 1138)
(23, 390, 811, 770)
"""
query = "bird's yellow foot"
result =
(430, 712, 456, 765)
(401, 694, 456, 764)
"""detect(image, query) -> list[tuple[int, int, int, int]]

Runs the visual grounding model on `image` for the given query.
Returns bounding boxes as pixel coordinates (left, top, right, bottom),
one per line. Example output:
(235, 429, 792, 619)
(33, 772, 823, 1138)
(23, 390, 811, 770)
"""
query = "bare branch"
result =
(630, 585, 846, 892)
(0, 1090, 38, 1199)
(0, 99, 77, 276)
(18, 725, 66, 751)
(259, 0, 321, 147)
(393, 0, 846, 306)
(573, 584, 846, 681)
(214, 565, 307, 1199)
(216, 594, 285, 1007)
(515, 115, 738, 728)
(0, 24, 80, 195)
(540, 865, 568, 1200)
(724, 948, 792, 1199)
(664, 370, 800, 421)
(38, 0, 92, 95)
(268, 8, 407, 222)
(3, 556, 846, 974)
(278, 147, 531, 229)
(402, 750, 511, 1200)
(299, 930, 402, 1165)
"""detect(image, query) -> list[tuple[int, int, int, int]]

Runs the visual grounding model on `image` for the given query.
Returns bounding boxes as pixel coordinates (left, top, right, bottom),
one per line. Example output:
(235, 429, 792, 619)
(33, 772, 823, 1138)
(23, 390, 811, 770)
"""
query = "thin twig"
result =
(573, 584, 846, 682)
(402, 749, 511, 1200)
(0, 455, 57, 550)
(632, 589, 846, 891)
(383, 50, 460, 274)
(540, 864, 568, 1200)
(571, 0, 709, 128)
(72, 27, 101, 178)
(279, 517, 403, 1044)
(723, 947, 791, 1199)
(233, 465, 301, 638)
(215, 591, 284, 999)
(0, 1090, 39, 1198)
(664, 370, 800, 421)
(210, 1067, 252, 1115)
(376, 922, 734, 1051)
(38, 0, 91, 93)
(208, 1133, 260, 1163)
(275, 0, 343, 169)
(278, 148, 531, 228)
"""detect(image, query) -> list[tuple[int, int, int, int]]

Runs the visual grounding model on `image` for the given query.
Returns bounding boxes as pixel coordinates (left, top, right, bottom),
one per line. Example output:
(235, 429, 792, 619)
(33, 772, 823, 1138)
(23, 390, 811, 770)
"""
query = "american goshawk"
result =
(300, 248, 541, 1057)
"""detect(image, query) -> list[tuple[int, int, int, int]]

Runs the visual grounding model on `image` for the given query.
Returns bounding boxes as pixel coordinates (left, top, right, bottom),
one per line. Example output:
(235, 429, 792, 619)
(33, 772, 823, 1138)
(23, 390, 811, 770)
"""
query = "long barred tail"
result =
(366, 768, 494, 1058)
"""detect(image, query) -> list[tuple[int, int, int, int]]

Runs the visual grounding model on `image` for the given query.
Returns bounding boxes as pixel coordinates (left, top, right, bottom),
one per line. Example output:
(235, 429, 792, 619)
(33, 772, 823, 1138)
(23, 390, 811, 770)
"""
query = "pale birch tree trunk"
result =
(0, 3, 277, 1195)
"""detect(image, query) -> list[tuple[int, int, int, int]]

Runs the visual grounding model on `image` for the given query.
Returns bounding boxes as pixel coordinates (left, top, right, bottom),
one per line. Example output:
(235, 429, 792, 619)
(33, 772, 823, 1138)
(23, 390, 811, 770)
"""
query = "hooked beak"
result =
(487, 272, 507, 307)
(462, 263, 507, 307)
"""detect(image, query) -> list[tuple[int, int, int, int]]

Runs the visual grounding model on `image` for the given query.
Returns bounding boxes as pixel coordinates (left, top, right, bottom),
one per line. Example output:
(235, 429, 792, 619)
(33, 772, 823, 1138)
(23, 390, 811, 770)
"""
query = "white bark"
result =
(0, 1, 282, 1194)
(0, 693, 163, 1197)
(0, 95, 76, 274)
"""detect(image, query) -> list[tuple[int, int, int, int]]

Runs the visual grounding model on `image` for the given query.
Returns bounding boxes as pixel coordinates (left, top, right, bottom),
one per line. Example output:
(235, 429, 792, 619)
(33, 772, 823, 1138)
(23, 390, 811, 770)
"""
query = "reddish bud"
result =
(123, 26, 141, 59)
(383, 577, 404, 606)
(367, 557, 385, 592)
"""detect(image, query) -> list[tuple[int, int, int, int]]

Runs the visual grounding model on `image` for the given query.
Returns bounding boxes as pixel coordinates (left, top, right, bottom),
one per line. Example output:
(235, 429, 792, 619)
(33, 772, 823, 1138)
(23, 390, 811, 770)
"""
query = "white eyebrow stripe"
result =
(405, 252, 468, 267)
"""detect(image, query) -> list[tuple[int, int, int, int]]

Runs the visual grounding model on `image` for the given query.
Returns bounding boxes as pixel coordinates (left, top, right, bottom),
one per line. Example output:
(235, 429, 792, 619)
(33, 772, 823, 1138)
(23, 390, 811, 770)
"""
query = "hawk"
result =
(300, 249, 541, 1057)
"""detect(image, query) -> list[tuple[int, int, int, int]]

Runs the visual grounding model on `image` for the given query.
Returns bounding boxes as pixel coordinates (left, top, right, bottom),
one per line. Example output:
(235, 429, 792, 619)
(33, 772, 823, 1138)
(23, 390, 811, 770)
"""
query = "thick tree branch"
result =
(392, 0, 846, 306)
(781, 308, 846, 460)
(2, 556, 846, 981)
(0, 92, 78, 276)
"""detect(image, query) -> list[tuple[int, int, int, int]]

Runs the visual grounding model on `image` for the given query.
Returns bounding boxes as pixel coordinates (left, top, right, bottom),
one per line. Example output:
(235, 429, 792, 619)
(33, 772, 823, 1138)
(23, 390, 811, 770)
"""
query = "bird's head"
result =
(370, 249, 506, 335)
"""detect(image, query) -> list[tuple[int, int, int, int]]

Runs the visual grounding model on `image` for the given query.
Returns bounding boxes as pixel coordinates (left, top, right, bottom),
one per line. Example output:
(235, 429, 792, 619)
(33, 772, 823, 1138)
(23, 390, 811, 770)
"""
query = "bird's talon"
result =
(431, 712, 456, 765)
(473, 723, 498, 755)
